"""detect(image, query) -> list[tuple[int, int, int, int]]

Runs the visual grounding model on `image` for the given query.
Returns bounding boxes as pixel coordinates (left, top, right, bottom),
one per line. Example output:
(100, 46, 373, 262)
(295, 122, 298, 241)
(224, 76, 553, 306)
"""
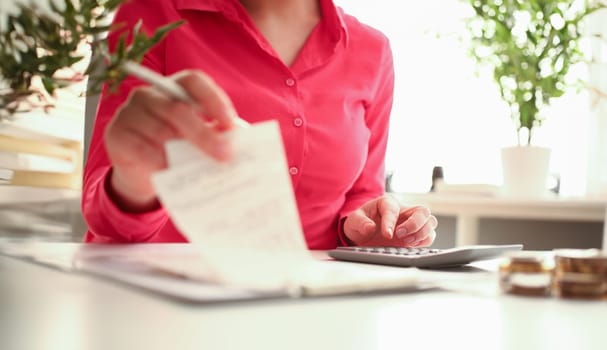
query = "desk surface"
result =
(1, 253, 606, 350)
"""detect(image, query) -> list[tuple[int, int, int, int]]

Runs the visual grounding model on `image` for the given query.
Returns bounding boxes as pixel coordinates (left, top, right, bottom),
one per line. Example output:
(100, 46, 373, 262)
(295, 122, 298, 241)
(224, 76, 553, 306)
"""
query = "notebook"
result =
(0, 121, 423, 302)
(142, 121, 421, 299)
(0, 242, 421, 302)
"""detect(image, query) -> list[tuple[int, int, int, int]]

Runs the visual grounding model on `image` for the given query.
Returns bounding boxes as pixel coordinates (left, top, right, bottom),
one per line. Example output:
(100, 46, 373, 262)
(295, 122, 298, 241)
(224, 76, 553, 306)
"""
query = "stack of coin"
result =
(499, 251, 554, 297)
(553, 249, 607, 300)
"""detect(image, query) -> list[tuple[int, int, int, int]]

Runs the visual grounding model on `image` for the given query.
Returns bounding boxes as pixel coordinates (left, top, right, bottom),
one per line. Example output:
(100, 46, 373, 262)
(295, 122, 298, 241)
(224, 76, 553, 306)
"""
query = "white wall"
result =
(336, 0, 598, 196)
(587, 11, 607, 197)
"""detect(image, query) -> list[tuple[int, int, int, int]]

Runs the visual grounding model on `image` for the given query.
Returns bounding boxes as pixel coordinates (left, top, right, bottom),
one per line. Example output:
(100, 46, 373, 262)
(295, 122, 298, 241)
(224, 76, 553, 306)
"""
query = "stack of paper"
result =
(0, 90, 84, 189)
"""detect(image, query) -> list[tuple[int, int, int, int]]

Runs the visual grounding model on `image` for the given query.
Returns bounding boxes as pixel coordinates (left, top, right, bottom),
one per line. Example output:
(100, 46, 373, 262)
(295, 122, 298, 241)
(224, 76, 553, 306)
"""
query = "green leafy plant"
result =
(0, 0, 182, 120)
(465, 0, 606, 146)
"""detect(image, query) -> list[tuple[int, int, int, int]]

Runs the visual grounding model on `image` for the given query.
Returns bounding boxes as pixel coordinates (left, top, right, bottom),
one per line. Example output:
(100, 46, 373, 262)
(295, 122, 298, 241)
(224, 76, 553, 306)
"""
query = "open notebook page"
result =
(151, 121, 418, 294)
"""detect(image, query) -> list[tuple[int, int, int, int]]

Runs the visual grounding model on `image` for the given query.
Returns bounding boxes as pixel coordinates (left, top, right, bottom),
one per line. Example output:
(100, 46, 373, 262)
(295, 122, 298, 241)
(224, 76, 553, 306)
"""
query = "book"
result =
(0, 126, 82, 189)
(0, 89, 84, 189)
(0, 151, 74, 173)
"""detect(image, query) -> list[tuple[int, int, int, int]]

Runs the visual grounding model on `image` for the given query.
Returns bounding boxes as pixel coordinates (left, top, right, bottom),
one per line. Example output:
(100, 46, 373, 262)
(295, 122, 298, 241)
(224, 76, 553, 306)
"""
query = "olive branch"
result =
(0, 0, 182, 120)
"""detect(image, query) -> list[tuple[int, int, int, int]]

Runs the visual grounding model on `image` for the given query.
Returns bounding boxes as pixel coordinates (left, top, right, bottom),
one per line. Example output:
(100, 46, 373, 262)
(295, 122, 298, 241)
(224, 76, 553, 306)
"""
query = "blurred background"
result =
(337, 0, 607, 197)
(0, 0, 606, 248)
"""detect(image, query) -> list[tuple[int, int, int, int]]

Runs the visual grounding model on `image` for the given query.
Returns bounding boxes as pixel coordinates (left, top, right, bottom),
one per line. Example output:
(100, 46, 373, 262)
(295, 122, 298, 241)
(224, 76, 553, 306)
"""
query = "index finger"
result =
(378, 195, 401, 239)
(133, 88, 233, 161)
(173, 70, 238, 131)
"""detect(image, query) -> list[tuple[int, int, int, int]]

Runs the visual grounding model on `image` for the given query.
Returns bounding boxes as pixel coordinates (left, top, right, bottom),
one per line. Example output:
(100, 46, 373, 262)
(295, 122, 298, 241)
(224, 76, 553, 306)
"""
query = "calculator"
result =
(328, 244, 523, 268)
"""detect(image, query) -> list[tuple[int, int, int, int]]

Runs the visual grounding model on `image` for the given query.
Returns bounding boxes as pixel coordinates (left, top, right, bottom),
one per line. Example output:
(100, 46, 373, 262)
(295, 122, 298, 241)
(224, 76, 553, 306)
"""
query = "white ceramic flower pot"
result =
(500, 146, 551, 197)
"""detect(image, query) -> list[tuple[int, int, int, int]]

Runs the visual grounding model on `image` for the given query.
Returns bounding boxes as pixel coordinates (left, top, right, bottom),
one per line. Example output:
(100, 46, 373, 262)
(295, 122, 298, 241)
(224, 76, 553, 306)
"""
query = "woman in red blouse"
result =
(82, 0, 438, 249)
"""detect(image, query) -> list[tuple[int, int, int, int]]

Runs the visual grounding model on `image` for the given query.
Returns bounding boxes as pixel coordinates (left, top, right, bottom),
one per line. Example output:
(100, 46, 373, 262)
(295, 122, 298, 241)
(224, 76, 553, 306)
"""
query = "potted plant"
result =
(0, 0, 181, 120)
(0, 0, 180, 188)
(464, 0, 605, 196)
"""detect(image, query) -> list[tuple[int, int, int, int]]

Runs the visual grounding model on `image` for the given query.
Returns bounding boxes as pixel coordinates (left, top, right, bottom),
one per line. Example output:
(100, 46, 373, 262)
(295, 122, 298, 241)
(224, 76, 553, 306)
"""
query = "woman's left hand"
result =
(343, 195, 438, 247)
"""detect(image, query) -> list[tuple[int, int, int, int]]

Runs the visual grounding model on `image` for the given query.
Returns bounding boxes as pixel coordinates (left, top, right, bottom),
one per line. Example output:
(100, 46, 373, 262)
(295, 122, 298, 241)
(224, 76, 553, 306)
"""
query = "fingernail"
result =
(395, 227, 408, 238)
(403, 235, 416, 245)
(412, 240, 425, 247)
(386, 227, 393, 238)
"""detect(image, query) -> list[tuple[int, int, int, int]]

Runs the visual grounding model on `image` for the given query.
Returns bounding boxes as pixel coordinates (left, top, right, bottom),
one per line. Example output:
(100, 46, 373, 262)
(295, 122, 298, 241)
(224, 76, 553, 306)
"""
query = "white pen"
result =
(121, 61, 249, 128)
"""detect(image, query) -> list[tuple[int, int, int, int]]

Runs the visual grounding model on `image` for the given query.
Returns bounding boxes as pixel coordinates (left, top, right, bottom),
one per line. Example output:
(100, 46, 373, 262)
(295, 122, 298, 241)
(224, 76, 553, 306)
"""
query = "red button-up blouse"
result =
(82, 0, 394, 249)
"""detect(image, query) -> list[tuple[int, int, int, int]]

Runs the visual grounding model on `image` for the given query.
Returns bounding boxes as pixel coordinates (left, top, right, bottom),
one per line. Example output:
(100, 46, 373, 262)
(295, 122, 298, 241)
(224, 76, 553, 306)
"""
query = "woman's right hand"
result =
(104, 70, 239, 212)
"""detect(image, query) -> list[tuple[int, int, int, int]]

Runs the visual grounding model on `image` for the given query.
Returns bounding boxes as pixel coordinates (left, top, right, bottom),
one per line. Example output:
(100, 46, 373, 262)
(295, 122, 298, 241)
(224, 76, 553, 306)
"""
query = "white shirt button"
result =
(289, 166, 299, 175)
(285, 78, 295, 87)
(293, 118, 303, 127)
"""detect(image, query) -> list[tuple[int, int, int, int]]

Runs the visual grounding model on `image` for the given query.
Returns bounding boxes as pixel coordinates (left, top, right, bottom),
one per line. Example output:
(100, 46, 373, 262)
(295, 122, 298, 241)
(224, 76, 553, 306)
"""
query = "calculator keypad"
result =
(343, 247, 442, 256)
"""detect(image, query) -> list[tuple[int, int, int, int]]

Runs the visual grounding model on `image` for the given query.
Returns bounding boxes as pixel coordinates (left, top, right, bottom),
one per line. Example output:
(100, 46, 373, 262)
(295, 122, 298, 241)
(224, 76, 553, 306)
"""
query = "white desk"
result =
(1, 252, 606, 350)
(396, 193, 607, 249)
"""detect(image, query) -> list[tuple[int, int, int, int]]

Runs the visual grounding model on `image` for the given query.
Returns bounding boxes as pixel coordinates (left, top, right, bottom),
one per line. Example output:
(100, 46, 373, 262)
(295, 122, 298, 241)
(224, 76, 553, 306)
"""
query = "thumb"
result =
(343, 210, 377, 245)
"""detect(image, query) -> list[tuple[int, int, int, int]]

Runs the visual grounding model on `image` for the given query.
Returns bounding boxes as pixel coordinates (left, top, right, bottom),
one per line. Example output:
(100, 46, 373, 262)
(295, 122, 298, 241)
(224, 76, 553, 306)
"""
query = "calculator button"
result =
(336, 247, 357, 251)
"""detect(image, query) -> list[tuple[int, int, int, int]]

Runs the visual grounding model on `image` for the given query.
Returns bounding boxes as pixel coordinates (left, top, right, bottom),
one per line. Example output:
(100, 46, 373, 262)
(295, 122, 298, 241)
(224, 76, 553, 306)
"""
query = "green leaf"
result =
(41, 76, 55, 95)
(0, 0, 183, 120)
